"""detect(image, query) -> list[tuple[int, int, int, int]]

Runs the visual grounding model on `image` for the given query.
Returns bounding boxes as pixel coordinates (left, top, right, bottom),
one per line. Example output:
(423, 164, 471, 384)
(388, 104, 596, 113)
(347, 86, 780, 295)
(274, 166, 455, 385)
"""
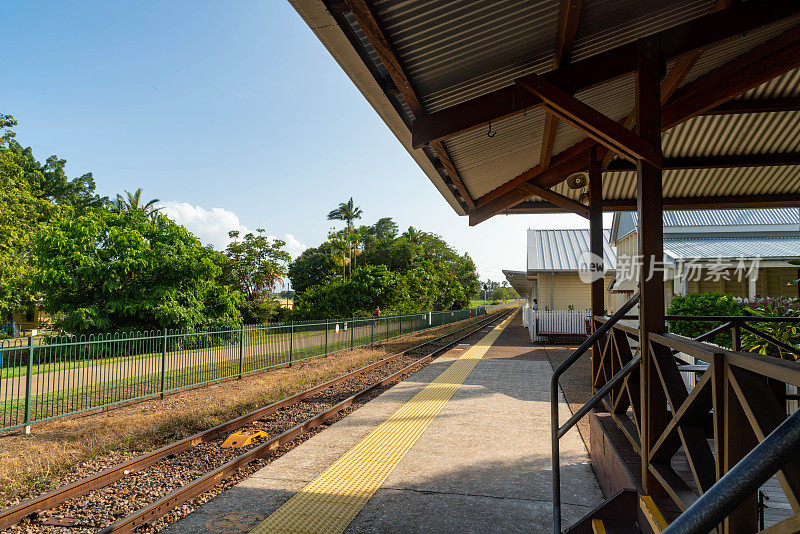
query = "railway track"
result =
(1, 308, 514, 534)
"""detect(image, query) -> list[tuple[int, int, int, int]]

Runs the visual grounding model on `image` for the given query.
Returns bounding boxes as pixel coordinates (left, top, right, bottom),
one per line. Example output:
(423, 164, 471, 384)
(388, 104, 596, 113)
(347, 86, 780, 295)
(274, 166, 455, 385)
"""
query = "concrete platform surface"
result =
(163, 314, 602, 533)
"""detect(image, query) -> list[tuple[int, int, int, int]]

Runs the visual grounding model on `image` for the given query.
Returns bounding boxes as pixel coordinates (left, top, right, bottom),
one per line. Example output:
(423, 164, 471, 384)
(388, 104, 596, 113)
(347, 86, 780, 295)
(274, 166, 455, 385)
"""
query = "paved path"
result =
(164, 312, 602, 533)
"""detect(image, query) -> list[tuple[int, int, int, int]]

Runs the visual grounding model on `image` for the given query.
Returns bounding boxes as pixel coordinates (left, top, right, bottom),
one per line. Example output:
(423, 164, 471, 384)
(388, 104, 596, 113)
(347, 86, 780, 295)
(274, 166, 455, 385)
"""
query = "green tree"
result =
(32, 210, 242, 333)
(288, 244, 337, 295)
(0, 114, 105, 322)
(293, 265, 405, 319)
(225, 229, 290, 300)
(225, 229, 290, 324)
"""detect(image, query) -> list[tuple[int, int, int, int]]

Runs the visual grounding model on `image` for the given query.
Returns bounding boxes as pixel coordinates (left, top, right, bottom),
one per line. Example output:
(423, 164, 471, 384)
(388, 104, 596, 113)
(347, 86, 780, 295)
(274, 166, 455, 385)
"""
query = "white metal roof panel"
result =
(527, 228, 616, 272)
(663, 236, 800, 260)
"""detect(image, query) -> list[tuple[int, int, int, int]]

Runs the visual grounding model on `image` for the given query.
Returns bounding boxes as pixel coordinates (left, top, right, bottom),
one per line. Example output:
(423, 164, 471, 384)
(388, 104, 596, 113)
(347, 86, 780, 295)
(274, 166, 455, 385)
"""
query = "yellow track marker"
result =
(250, 312, 516, 534)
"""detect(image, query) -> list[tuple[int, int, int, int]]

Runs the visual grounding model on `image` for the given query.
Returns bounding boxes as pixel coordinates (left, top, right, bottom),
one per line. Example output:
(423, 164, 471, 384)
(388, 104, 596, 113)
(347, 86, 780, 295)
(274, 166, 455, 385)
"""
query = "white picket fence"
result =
(524, 308, 591, 343)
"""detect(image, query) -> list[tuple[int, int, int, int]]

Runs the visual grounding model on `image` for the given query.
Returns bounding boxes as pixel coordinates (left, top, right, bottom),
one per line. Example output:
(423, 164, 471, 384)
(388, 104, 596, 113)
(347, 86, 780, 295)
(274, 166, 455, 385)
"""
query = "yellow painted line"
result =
(250, 312, 516, 534)
(591, 518, 607, 534)
(640, 495, 669, 532)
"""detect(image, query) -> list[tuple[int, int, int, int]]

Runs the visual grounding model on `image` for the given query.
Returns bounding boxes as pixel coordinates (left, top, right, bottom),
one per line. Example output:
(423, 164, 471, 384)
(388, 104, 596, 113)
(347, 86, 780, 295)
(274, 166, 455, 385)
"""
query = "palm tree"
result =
(327, 197, 363, 231)
(327, 198, 363, 279)
(111, 188, 161, 219)
(402, 226, 426, 244)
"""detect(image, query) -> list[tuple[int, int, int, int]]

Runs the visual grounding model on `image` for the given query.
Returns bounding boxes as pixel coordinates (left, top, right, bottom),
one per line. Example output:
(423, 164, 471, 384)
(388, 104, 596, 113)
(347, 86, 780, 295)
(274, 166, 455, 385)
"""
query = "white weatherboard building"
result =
(504, 229, 616, 312)
(505, 208, 800, 316)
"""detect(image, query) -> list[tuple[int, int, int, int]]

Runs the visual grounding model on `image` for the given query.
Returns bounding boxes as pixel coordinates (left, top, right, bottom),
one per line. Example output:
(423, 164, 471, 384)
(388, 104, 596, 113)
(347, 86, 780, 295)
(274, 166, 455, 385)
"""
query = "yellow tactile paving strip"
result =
(249, 312, 516, 534)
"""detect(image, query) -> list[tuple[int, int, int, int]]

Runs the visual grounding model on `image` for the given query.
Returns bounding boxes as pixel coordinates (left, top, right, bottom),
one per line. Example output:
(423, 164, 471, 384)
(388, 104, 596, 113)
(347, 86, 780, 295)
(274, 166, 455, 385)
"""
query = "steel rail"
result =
(0, 307, 513, 531)
(98, 309, 515, 533)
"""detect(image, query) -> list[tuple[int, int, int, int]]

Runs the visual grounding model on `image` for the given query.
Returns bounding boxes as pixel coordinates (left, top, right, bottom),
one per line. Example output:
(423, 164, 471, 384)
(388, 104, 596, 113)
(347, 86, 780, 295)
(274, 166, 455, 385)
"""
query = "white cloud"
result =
(280, 233, 308, 259)
(160, 201, 307, 258)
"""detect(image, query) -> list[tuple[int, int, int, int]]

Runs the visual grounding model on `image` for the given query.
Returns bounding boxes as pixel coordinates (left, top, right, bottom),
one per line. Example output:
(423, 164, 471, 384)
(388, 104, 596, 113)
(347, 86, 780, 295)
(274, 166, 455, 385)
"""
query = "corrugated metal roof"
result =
(663, 236, 800, 260)
(572, 0, 713, 61)
(502, 269, 537, 297)
(375, 0, 558, 112)
(617, 208, 800, 235)
(445, 107, 546, 198)
(528, 229, 617, 271)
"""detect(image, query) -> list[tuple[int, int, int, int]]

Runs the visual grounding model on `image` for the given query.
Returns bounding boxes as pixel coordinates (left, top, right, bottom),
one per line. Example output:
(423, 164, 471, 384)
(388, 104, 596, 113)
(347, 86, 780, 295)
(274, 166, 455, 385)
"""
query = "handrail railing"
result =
(551, 291, 640, 534)
(662, 408, 800, 534)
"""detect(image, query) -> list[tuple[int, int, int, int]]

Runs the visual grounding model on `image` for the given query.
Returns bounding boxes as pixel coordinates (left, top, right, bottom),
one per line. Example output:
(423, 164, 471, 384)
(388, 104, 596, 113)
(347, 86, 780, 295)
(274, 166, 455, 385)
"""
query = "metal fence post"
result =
(238, 326, 244, 379)
(350, 319, 354, 350)
(371, 319, 374, 345)
(399, 315, 402, 335)
(289, 321, 294, 367)
(386, 317, 389, 341)
(24, 337, 33, 434)
(160, 330, 167, 398)
(324, 319, 328, 355)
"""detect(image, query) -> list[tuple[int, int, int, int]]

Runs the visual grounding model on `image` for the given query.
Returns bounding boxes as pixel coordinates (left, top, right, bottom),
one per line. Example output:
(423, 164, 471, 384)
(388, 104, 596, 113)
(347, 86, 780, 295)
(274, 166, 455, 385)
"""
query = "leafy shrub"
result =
(667, 292, 742, 347)
(741, 297, 800, 360)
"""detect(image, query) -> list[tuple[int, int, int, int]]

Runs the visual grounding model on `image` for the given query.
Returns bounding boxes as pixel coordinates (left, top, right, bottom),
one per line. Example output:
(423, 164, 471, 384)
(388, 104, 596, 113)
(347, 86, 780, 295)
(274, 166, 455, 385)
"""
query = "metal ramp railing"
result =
(550, 291, 640, 534)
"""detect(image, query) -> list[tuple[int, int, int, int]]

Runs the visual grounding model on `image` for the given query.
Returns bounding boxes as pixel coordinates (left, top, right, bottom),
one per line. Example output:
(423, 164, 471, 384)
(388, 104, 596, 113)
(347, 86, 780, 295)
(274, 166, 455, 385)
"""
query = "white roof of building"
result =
(663, 236, 800, 261)
(527, 229, 616, 273)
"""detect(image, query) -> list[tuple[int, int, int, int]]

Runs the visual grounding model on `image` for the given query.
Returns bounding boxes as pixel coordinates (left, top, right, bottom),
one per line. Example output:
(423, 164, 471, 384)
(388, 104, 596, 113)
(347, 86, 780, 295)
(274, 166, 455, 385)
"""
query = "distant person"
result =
(373, 306, 381, 318)
(532, 299, 539, 311)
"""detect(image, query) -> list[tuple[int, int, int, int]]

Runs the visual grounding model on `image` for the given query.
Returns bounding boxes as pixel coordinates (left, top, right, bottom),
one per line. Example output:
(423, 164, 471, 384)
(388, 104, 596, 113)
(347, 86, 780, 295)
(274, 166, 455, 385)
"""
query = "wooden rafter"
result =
(660, 0, 737, 104)
(600, 0, 734, 169)
(518, 182, 589, 219)
(507, 193, 800, 213)
(476, 138, 597, 207)
(605, 152, 800, 171)
(541, 0, 583, 170)
(342, 0, 475, 210)
(471, 25, 800, 224)
(517, 74, 662, 166)
(411, 0, 800, 148)
(468, 148, 590, 225)
(662, 25, 800, 129)
(702, 97, 800, 115)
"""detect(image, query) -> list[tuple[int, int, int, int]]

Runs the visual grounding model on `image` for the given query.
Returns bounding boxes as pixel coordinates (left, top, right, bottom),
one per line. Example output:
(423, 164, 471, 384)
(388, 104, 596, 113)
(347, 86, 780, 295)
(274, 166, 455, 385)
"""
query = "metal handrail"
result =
(662, 408, 800, 534)
(551, 291, 640, 534)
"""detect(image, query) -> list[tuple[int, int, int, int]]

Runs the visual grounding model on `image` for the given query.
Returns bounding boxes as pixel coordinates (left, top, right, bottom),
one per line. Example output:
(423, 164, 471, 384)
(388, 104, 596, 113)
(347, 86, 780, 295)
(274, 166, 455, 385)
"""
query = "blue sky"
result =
(5, 1, 605, 282)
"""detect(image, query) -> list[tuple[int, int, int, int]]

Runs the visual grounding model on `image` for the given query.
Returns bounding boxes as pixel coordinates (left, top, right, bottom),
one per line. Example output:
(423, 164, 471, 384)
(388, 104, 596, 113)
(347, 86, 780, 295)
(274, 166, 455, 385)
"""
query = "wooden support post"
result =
(635, 39, 668, 496)
(589, 147, 604, 393)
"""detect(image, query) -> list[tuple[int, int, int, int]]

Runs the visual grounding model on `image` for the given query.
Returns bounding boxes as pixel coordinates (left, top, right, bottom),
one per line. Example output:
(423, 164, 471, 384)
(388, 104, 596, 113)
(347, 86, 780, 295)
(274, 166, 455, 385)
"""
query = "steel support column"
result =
(589, 147, 604, 393)
(636, 39, 668, 495)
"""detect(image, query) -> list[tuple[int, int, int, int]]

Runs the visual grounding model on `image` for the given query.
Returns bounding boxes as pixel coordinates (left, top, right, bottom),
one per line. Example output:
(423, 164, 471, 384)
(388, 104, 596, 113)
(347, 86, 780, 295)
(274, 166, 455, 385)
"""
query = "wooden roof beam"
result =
(541, 0, 583, 170)
(702, 97, 800, 115)
(469, 150, 589, 225)
(660, 0, 737, 104)
(342, 0, 476, 210)
(605, 152, 800, 171)
(517, 74, 662, 167)
(412, 0, 800, 149)
(662, 26, 800, 129)
(508, 193, 800, 213)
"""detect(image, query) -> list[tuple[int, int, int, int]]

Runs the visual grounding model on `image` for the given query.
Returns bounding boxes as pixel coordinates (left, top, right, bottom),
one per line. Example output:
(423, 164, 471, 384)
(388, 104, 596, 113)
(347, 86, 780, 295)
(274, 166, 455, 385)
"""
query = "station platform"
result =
(164, 311, 603, 533)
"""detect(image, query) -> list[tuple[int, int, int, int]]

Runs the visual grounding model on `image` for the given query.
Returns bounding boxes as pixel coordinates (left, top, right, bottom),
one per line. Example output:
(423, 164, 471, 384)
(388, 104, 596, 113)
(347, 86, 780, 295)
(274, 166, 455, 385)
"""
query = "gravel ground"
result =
(4, 315, 503, 534)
